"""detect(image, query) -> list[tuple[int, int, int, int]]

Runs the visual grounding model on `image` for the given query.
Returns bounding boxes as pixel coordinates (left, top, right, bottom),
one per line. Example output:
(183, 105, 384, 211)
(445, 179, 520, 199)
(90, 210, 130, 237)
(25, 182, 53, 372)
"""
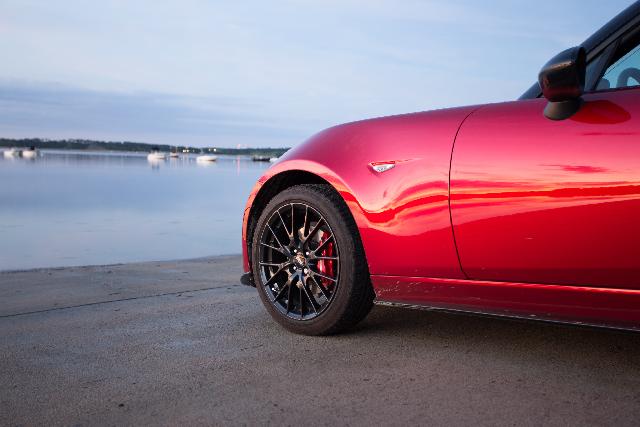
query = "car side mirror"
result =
(538, 46, 586, 120)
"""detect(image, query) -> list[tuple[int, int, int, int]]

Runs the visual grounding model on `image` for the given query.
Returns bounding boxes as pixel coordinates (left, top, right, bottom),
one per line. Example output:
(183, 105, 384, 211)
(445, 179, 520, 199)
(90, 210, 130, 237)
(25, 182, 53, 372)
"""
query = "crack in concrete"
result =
(0, 285, 239, 318)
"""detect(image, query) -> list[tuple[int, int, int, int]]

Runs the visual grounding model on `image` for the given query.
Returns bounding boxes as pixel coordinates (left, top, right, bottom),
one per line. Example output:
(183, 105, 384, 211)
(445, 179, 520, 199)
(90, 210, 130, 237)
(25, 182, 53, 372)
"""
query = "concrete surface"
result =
(2, 255, 640, 426)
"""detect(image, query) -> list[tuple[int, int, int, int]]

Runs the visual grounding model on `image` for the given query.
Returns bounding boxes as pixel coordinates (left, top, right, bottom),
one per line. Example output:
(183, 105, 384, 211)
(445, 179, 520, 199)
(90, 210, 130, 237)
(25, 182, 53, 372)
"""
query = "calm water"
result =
(0, 150, 271, 271)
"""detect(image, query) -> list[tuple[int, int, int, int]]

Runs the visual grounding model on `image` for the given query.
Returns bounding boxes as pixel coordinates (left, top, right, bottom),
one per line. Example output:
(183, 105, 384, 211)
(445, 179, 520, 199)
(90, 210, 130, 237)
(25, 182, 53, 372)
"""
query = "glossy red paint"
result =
(372, 275, 640, 331)
(243, 106, 477, 279)
(450, 89, 640, 289)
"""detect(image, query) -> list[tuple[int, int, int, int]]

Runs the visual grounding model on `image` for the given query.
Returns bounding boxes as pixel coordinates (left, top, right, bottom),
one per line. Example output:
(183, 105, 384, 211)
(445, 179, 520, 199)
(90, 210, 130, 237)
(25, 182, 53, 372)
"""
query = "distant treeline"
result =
(0, 138, 290, 157)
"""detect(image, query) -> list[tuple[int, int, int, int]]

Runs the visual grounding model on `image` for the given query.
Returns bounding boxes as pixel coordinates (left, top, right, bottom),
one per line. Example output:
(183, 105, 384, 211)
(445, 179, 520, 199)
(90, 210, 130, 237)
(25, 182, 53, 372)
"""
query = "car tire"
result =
(251, 184, 375, 335)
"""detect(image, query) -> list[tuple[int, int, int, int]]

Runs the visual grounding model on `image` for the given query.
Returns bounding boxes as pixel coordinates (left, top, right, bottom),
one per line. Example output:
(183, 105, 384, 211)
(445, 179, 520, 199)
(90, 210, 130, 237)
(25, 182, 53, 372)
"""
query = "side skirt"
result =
(371, 275, 640, 332)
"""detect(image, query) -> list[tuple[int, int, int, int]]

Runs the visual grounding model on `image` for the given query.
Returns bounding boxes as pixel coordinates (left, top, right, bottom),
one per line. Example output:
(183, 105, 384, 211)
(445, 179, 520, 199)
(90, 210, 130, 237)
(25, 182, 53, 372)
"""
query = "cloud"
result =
(0, 81, 308, 146)
(0, 0, 634, 146)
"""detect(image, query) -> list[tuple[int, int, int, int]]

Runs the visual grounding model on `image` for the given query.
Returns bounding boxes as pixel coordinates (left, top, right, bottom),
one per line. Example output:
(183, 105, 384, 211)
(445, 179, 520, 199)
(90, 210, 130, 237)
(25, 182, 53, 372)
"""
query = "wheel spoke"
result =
(277, 210, 292, 239)
(263, 264, 289, 288)
(305, 218, 324, 242)
(290, 204, 295, 240)
(313, 256, 338, 261)
(274, 274, 296, 302)
(310, 268, 337, 282)
(259, 261, 284, 267)
(310, 274, 331, 300)
(260, 242, 288, 256)
(273, 280, 290, 302)
(267, 224, 288, 254)
(286, 280, 293, 313)
(299, 285, 304, 319)
(313, 233, 333, 253)
(302, 205, 310, 237)
(301, 281, 319, 314)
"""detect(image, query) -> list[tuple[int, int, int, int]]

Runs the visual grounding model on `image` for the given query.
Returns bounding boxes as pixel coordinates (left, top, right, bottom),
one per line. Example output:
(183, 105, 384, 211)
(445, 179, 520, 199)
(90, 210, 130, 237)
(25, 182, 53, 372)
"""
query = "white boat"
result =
(21, 147, 39, 158)
(3, 148, 20, 158)
(269, 157, 279, 163)
(147, 152, 167, 161)
(169, 152, 179, 158)
(196, 155, 218, 162)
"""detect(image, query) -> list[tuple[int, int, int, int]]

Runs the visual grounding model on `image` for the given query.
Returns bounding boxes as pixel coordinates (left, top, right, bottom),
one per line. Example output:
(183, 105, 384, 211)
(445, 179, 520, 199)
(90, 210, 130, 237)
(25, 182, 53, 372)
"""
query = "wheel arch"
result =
(244, 168, 367, 276)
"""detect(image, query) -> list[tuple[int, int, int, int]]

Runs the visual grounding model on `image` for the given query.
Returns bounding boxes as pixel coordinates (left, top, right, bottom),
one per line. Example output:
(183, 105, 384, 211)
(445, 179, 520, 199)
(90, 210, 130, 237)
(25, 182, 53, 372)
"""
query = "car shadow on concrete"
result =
(348, 305, 640, 369)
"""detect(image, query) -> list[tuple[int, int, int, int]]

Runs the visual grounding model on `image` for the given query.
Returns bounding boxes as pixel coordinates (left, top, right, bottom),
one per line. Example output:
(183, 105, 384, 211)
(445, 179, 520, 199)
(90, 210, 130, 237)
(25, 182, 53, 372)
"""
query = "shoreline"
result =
(1, 138, 290, 157)
(0, 253, 243, 275)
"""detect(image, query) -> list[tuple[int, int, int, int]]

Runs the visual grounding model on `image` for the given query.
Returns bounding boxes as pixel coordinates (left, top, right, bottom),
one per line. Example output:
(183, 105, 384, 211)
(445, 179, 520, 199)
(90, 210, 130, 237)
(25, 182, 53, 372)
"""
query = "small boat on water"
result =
(196, 154, 218, 162)
(3, 147, 20, 158)
(269, 157, 279, 163)
(252, 155, 271, 162)
(21, 146, 39, 158)
(169, 146, 180, 158)
(147, 146, 167, 161)
(147, 152, 167, 161)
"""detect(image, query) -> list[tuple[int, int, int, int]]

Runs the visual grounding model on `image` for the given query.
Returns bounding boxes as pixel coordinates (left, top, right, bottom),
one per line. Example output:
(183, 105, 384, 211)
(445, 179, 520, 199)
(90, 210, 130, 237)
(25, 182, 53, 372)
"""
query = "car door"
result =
(450, 39, 640, 289)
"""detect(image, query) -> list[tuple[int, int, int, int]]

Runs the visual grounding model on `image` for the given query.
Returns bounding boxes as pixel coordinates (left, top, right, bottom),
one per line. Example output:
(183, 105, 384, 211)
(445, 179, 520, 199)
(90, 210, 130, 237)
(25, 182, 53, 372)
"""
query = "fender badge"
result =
(370, 161, 396, 173)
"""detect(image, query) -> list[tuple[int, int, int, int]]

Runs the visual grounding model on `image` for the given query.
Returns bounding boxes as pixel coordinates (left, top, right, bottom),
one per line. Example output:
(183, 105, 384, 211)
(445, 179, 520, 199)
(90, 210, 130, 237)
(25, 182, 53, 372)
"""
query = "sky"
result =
(0, 0, 635, 147)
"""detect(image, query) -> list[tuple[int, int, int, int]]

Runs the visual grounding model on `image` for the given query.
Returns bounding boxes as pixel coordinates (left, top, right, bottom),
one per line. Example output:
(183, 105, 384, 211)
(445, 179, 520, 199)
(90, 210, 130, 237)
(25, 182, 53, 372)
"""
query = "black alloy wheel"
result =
(251, 184, 375, 335)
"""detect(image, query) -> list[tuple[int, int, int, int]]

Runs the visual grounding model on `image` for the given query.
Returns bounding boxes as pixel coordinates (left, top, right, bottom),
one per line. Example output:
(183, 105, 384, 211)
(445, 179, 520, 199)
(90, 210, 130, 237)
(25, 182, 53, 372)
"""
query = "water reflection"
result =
(0, 150, 270, 270)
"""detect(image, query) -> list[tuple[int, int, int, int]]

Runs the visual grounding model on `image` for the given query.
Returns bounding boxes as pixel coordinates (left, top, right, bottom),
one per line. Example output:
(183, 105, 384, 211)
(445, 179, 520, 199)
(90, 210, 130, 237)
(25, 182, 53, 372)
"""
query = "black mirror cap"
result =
(539, 46, 586, 101)
(538, 46, 586, 120)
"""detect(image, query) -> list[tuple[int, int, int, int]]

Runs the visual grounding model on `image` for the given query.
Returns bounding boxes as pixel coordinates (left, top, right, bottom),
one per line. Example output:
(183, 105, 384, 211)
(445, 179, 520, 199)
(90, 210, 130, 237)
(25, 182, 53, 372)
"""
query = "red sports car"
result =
(242, 2, 640, 335)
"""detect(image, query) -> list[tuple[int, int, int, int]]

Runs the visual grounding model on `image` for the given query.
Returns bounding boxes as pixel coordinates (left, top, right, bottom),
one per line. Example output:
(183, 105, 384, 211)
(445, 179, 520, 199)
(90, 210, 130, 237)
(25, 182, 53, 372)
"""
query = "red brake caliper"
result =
(316, 231, 335, 290)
